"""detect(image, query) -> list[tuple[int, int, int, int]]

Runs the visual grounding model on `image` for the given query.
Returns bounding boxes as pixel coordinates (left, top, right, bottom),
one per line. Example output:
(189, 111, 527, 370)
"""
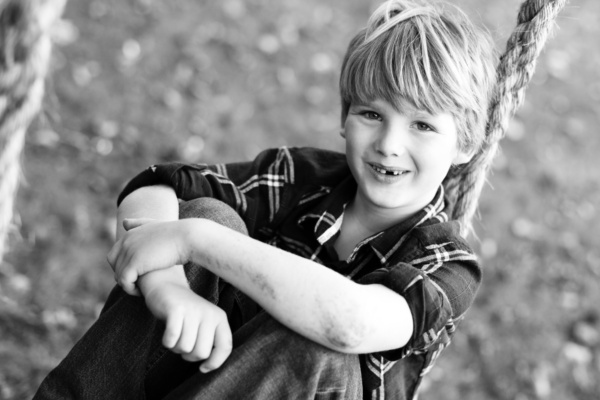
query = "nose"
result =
(374, 123, 407, 157)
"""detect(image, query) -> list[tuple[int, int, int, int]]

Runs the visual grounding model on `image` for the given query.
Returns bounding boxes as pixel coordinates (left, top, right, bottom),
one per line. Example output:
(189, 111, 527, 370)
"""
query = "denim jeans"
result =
(33, 198, 362, 400)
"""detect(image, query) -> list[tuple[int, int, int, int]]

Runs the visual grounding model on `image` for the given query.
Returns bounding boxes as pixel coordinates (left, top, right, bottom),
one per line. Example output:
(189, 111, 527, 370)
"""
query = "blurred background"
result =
(1, 0, 599, 399)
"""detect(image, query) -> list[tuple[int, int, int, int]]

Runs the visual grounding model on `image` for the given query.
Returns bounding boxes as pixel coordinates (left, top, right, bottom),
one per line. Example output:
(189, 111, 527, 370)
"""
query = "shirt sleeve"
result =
(359, 234, 481, 360)
(116, 147, 296, 235)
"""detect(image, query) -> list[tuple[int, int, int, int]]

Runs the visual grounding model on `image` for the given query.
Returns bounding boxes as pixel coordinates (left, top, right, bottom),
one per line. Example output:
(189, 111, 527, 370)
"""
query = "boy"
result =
(35, 0, 497, 398)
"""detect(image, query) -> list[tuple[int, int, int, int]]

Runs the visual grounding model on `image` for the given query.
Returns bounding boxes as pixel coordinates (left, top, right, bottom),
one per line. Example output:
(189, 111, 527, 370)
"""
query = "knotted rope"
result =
(447, 0, 568, 236)
(0, 0, 65, 262)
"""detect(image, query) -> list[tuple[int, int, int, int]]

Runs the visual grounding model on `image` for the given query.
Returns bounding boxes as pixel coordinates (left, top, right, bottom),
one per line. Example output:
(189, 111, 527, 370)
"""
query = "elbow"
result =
(324, 314, 412, 354)
(321, 310, 369, 353)
(320, 285, 414, 353)
(324, 324, 367, 353)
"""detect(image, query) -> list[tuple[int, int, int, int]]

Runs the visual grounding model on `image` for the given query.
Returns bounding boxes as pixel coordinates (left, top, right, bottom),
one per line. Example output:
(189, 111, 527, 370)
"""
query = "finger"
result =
(111, 236, 133, 280)
(183, 322, 215, 362)
(106, 240, 122, 272)
(200, 322, 233, 373)
(113, 239, 134, 280)
(114, 242, 145, 296)
(122, 218, 156, 231)
(130, 284, 141, 297)
(163, 311, 184, 350)
(117, 264, 140, 296)
(111, 260, 140, 297)
(174, 317, 199, 355)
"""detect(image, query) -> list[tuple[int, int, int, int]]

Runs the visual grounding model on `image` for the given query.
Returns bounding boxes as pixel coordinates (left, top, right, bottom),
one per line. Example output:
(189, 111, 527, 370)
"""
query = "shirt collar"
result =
(298, 179, 450, 264)
(297, 176, 356, 243)
(368, 185, 449, 264)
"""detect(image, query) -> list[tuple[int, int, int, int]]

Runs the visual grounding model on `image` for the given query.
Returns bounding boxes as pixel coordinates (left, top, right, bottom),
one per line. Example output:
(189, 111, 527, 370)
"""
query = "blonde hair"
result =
(339, 0, 498, 235)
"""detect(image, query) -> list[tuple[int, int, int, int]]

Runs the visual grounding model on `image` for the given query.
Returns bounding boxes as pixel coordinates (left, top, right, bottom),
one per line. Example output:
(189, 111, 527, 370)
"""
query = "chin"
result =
(367, 196, 408, 210)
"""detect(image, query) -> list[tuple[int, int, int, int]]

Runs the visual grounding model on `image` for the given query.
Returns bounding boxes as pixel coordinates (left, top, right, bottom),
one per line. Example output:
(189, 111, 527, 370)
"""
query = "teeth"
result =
(373, 165, 403, 176)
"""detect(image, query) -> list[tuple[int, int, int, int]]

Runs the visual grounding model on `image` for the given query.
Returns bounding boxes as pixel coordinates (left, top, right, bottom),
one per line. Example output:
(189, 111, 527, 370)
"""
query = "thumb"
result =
(123, 218, 156, 231)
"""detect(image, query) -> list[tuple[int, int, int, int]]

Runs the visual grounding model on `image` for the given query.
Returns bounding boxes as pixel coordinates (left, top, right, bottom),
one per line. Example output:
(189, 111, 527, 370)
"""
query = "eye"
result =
(413, 121, 435, 132)
(361, 111, 382, 121)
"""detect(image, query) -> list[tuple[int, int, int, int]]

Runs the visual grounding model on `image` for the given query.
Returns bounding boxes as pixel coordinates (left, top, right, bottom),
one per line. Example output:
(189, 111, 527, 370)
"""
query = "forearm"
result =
(117, 185, 188, 293)
(184, 219, 413, 354)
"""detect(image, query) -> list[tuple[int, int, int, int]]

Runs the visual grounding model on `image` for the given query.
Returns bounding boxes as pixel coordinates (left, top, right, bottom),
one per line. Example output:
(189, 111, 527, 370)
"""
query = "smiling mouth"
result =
(368, 163, 409, 176)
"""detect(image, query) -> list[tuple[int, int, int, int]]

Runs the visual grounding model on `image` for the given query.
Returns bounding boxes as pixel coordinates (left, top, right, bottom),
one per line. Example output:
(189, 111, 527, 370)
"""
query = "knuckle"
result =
(162, 334, 175, 348)
(178, 343, 193, 354)
(181, 353, 201, 362)
(172, 304, 186, 316)
(220, 338, 233, 353)
(205, 357, 223, 370)
(170, 344, 184, 354)
(196, 347, 211, 360)
(200, 364, 216, 373)
(162, 330, 179, 348)
(117, 276, 129, 289)
(224, 342, 233, 354)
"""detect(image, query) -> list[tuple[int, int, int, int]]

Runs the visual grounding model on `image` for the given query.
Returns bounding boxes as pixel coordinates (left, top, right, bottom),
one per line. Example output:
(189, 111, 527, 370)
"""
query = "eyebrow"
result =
(352, 99, 438, 118)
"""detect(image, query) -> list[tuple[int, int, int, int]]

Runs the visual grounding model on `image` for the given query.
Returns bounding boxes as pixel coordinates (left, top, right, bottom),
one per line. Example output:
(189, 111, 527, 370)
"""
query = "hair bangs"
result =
(339, 0, 497, 151)
(341, 17, 473, 119)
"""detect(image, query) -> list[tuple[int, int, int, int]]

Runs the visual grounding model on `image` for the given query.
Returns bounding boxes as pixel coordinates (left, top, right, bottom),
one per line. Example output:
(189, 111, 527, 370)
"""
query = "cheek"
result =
(344, 127, 370, 156)
(415, 143, 457, 174)
(346, 139, 363, 169)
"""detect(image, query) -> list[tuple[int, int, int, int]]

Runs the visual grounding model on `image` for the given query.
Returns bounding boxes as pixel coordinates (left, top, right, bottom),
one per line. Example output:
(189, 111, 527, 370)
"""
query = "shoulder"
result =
(400, 221, 478, 268)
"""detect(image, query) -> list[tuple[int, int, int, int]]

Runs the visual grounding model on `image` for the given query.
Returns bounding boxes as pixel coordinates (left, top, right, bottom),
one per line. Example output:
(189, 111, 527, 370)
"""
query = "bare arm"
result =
(110, 217, 414, 354)
(185, 219, 413, 354)
(116, 186, 235, 372)
(115, 185, 187, 294)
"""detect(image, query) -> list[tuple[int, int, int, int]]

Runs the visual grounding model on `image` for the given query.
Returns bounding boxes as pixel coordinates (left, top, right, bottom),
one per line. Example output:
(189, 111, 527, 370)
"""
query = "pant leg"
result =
(164, 311, 363, 400)
(33, 198, 251, 400)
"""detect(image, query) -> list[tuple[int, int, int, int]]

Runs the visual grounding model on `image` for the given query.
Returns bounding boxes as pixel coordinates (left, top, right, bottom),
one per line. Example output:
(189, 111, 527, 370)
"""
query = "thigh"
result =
(33, 286, 159, 400)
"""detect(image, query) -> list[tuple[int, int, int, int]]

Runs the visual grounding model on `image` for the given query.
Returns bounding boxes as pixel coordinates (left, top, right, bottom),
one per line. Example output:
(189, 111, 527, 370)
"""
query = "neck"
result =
(347, 195, 410, 236)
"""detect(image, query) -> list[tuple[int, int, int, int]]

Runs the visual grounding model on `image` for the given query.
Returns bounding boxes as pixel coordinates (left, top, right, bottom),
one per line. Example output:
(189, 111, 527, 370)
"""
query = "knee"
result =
(257, 318, 362, 392)
(179, 198, 247, 235)
(258, 316, 359, 369)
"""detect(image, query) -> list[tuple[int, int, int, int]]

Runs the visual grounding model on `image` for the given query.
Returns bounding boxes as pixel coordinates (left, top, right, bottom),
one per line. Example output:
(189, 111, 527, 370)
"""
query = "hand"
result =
(107, 218, 194, 296)
(145, 282, 233, 372)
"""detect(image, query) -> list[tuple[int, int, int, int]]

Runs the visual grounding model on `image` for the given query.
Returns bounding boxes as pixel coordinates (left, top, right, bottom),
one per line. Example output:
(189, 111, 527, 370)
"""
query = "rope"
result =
(0, 0, 570, 260)
(0, 0, 65, 262)
(448, 0, 568, 236)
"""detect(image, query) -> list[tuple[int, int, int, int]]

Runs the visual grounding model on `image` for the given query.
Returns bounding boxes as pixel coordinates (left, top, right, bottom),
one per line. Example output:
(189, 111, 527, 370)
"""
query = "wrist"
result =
(180, 218, 210, 265)
(138, 265, 189, 297)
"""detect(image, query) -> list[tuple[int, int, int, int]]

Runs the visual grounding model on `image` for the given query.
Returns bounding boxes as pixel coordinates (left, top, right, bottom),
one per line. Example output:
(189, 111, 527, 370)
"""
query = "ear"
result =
(452, 148, 474, 165)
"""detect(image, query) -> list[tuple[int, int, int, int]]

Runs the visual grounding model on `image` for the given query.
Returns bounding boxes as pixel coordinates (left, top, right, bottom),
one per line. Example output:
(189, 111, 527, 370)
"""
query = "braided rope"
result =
(449, 0, 567, 236)
(0, 0, 65, 262)
(0, 0, 570, 260)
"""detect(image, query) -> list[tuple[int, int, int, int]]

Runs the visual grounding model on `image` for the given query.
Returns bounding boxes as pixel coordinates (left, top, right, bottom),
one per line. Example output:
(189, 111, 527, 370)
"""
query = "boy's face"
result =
(343, 97, 471, 221)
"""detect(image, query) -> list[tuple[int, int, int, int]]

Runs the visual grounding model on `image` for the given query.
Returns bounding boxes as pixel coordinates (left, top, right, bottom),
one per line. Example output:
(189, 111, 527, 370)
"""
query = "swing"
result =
(0, 1, 573, 399)
(0, 0, 65, 261)
(443, 0, 568, 236)
(0, 0, 568, 264)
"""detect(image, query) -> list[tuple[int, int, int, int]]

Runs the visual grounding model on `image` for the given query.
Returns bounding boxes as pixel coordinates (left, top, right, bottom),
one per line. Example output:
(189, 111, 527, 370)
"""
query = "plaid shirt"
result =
(119, 147, 481, 400)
